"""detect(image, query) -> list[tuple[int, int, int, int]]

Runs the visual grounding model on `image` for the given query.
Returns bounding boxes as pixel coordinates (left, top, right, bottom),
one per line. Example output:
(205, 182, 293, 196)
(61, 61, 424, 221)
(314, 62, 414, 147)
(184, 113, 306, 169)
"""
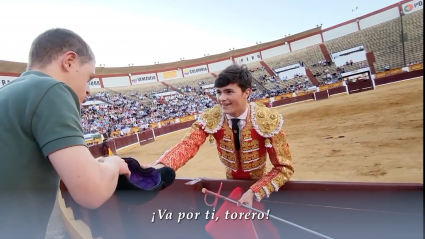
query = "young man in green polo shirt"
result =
(0, 28, 130, 239)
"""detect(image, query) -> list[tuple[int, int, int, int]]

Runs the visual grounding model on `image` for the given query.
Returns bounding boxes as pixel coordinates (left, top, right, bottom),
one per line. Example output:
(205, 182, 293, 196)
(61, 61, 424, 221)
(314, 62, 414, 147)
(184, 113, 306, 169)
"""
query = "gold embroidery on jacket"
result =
(219, 123, 235, 152)
(250, 168, 266, 179)
(241, 140, 260, 152)
(199, 105, 224, 133)
(218, 150, 238, 170)
(241, 153, 266, 171)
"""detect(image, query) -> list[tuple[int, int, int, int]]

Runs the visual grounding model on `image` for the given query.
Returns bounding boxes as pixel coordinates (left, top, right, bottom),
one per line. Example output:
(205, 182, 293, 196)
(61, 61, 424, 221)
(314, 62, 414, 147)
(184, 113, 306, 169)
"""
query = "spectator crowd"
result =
(82, 91, 214, 137)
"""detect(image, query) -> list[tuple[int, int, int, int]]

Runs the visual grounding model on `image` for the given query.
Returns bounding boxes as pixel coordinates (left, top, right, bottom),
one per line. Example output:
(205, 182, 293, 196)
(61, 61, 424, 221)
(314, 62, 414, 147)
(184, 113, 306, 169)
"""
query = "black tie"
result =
(231, 118, 241, 150)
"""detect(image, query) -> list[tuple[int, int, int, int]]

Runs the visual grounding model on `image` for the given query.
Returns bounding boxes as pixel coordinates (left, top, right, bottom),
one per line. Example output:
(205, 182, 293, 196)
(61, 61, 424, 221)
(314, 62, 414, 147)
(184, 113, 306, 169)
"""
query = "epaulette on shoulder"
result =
(250, 102, 284, 138)
(197, 104, 225, 134)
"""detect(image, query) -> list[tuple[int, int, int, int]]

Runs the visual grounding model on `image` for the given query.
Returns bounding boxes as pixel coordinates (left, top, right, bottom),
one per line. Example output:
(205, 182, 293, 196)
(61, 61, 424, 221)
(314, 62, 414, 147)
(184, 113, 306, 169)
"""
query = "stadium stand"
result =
(403, 9, 423, 65)
(363, 18, 405, 71)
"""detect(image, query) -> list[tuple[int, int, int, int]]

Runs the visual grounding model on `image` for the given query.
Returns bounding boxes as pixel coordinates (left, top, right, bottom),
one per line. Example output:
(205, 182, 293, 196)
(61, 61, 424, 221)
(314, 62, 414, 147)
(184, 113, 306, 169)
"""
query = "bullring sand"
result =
(120, 78, 423, 183)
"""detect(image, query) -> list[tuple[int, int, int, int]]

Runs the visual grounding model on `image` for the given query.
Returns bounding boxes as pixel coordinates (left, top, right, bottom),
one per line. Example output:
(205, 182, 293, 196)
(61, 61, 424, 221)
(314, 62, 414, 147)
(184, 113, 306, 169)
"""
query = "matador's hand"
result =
(237, 189, 255, 208)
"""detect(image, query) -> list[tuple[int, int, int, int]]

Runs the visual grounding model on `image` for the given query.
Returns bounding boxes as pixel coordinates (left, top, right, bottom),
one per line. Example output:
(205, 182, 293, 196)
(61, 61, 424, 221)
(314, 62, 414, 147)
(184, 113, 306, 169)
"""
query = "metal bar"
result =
(202, 188, 334, 239)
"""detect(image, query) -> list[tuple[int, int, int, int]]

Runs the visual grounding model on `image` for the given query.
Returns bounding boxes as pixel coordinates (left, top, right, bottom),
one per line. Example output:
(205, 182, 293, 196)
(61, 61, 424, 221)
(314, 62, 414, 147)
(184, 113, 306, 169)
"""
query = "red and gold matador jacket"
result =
(154, 102, 294, 202)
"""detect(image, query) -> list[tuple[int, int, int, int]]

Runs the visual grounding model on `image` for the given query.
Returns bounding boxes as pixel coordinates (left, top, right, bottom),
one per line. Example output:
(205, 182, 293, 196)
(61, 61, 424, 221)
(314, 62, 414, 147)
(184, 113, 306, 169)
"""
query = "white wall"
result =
(261, 44, 290, 59)
(234, 52, 262, 65)
(290, 34, 322, 51)
(102, 76, 130, 87)
(359, 7, 400, 30)
(323, 22, 359, 42)
(208, 59, 232, 72)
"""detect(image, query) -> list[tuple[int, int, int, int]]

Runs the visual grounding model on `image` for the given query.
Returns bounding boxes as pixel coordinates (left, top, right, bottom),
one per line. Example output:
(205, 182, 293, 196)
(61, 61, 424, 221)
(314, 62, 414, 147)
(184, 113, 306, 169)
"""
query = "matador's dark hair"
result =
(214, 64, 253, 92)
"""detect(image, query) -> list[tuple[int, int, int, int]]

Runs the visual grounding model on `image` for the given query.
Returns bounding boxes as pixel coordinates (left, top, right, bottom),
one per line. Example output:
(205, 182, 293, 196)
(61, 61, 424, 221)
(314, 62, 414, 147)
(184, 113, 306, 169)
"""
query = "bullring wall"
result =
(91, 70, 423, 159)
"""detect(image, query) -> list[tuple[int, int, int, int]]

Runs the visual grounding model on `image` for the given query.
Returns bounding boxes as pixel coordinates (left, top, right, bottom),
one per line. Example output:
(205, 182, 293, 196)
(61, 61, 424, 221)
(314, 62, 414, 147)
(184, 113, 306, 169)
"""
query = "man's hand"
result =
(237, 189, 255, 208)
(101, 156, 131, 178)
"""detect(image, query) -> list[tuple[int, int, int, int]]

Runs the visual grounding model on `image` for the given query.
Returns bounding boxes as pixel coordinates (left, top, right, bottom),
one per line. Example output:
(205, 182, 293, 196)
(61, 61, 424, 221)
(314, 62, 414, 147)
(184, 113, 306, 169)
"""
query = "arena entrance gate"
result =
(346, 79, 374, 94)
(342, 68, 374, 94)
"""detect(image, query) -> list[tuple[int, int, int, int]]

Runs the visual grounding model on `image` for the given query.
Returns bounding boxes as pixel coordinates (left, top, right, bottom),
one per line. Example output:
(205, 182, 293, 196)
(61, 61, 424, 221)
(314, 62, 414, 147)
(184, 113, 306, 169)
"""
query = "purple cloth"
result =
(124, 158, 161, 190)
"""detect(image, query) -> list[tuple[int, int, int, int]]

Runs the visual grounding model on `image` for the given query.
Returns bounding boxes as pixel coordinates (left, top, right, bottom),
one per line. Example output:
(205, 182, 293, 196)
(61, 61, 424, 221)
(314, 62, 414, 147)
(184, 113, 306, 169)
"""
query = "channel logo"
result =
(403, 0, 423, 13)
(404, 4, 414, 12)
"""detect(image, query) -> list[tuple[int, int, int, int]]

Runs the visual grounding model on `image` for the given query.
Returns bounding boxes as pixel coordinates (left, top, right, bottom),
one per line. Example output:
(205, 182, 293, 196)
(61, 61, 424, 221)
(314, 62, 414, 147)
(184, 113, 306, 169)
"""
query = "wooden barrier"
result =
(347, 79, 374, 94)
(375, 70, 423, 86)
(314, 90, 329, 100)
(375, 67, 404, 78)
(328, 86, 346, 95)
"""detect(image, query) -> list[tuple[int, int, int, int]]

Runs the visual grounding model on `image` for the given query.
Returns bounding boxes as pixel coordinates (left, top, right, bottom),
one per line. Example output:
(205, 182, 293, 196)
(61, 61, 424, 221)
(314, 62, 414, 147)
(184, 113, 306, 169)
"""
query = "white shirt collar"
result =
(226, 105, 249, 120)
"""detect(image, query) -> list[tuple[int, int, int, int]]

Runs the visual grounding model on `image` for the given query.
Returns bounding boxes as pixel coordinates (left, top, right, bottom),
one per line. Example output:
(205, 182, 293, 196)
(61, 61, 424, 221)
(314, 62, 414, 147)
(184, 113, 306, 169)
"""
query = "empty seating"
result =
(362, 18, 404, 70)
(264, 45, 325, 70)
(403, 10, 423, 65)
(325, 31, 364, 54)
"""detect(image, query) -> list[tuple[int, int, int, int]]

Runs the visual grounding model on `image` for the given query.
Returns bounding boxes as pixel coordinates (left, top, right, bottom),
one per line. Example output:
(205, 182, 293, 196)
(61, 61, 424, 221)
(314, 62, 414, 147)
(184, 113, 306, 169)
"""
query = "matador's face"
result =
(216, 83, 250, 117)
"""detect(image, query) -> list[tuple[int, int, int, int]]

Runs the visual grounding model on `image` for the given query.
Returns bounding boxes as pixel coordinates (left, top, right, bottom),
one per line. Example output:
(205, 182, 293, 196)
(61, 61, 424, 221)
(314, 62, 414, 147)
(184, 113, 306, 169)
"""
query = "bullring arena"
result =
(0, 0, 423, 238)
(120, 77, 423, 183)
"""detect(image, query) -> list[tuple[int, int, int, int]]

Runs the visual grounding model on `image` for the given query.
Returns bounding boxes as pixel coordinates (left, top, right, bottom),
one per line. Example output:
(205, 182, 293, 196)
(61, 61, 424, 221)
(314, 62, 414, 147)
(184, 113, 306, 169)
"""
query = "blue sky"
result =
(0, 0, 398, 67)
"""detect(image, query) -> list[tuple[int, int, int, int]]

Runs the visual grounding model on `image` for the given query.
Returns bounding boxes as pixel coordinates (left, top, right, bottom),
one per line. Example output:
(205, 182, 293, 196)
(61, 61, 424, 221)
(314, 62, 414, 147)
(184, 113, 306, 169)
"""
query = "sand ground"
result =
(120, 78, 423, 183)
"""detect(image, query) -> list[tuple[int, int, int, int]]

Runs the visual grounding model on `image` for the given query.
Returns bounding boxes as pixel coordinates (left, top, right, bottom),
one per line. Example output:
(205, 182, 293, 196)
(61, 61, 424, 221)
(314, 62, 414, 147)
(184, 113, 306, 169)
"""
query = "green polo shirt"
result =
(0, 71, 86, 238)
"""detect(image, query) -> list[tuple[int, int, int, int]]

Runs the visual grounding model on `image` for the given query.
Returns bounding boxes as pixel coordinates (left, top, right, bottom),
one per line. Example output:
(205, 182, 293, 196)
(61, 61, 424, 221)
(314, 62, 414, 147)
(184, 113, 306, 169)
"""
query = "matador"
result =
(154, 64, 294, 204)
